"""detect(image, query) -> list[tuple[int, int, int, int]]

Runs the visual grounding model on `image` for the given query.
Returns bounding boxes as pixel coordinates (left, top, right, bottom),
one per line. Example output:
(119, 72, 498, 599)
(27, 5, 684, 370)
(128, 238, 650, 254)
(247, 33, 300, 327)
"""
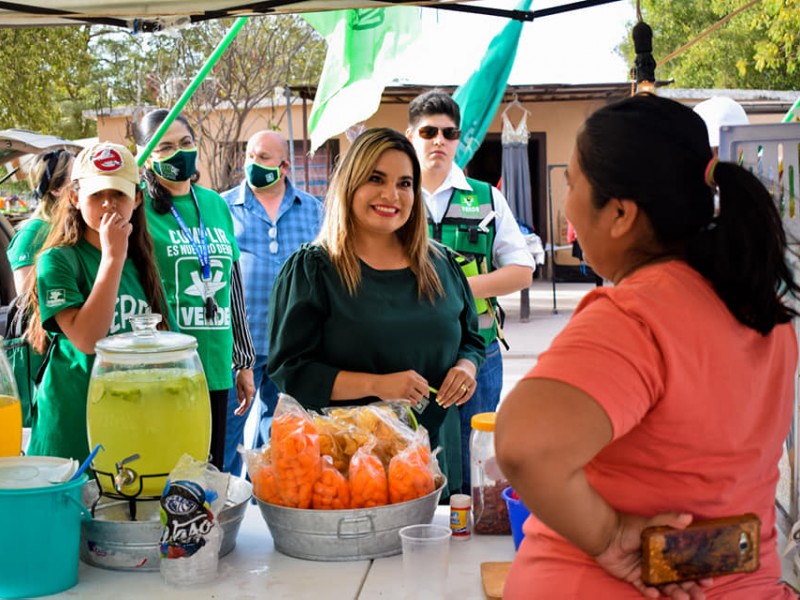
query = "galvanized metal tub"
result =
(80, 476, 252, 571)
(256, 479, 445, 561)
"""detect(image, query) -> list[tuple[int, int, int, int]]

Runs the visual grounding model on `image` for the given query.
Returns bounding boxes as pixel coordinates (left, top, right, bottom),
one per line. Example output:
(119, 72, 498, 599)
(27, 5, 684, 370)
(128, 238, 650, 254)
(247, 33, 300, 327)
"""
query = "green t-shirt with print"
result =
(145, 185, 240, 391)
(28, 240, 159, 464)
(7, 217, 49, 269)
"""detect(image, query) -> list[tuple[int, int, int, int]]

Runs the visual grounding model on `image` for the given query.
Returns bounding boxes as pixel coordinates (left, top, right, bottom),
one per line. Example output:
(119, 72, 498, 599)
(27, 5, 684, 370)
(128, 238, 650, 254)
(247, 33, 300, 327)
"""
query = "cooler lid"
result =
(0, 456, 78, 489)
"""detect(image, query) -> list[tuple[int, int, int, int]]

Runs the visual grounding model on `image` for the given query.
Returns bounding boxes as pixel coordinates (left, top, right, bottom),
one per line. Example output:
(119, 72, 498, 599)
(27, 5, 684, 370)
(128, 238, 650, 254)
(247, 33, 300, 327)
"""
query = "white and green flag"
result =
(303, 8, 421, 153)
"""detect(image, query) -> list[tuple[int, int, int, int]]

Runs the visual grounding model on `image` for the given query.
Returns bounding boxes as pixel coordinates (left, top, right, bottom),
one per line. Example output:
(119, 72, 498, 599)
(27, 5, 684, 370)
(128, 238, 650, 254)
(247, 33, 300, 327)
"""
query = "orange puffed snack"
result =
(349, 441, 388, 509)
(271, 399, 322, 509)
(241, 446, 283, 505)
(312, 455, 351, 510)
(389, 443, 434, 504)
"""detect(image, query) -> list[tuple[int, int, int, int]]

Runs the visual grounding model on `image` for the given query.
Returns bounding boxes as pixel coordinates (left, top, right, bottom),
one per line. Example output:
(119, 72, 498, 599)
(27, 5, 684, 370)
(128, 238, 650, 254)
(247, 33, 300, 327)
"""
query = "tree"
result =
(0, 27, 94, 136)
(109, 16, 325, 191)
(620, 0, 800, 89)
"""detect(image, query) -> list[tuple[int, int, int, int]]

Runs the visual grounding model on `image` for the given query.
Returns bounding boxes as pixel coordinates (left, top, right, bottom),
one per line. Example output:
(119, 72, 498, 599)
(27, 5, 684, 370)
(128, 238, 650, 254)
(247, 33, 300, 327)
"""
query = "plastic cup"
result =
(399, 524, 451, 600)
(502, 486, 531, 550)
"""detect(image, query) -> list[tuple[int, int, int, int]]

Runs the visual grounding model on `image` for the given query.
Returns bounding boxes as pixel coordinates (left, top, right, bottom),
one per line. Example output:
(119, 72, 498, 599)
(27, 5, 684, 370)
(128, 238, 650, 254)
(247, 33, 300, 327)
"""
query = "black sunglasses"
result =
(417, 126, 461, 141)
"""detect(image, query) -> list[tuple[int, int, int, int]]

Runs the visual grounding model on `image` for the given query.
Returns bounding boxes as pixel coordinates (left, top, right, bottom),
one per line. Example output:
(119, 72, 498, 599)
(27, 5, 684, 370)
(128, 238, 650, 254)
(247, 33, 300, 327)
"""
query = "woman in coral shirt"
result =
(496, 94, 799, 599)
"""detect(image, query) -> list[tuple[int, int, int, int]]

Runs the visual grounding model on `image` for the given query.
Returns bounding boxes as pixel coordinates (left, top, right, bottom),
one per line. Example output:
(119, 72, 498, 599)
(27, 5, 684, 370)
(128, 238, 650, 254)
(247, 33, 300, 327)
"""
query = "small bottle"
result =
(450, 493, 472, 540)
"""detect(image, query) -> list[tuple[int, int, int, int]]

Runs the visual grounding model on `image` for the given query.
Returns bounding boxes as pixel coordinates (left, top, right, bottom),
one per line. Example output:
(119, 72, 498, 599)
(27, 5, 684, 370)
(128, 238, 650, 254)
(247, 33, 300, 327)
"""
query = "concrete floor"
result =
(497, 280, 594, 400)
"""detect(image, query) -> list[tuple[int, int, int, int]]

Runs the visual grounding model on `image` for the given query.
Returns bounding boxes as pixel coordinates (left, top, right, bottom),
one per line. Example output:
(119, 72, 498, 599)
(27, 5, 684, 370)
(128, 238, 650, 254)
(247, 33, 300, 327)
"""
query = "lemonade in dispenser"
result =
(87, 314, 211, 497)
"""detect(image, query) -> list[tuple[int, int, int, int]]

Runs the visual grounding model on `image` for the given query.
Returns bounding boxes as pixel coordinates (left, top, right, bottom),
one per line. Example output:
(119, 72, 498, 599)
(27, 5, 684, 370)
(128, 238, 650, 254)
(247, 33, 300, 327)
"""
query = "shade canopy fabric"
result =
(0, 129, 83, 164)
(0, 1, 422, 28)
(0, 1, 624, 29)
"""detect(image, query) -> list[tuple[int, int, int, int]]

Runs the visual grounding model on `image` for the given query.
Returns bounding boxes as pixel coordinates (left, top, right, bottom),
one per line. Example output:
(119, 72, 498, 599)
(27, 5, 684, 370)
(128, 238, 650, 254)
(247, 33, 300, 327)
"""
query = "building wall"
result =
(94, 92, 786, 263)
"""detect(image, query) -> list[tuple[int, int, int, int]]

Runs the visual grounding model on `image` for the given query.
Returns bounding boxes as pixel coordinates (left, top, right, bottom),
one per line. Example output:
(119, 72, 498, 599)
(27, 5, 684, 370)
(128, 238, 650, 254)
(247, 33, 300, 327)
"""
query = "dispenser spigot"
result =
(114, 453, 141, 493)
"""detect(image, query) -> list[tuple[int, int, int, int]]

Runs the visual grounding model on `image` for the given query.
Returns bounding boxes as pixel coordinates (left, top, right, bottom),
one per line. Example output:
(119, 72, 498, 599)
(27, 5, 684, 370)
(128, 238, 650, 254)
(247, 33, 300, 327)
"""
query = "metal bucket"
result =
(256, 480, 445, 561)
(80, 476, 252, 571)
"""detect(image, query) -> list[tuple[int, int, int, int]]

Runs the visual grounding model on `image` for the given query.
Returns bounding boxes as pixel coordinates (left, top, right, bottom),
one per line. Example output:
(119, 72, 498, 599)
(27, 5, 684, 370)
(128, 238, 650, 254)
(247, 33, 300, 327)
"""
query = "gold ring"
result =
(460, 383, 469, 394)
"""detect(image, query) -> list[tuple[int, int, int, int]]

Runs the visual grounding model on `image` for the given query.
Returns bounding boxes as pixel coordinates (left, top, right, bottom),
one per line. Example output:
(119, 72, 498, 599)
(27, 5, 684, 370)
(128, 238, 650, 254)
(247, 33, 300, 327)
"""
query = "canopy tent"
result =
(0, 0, 621, 30)
(0, 129, 83, 163)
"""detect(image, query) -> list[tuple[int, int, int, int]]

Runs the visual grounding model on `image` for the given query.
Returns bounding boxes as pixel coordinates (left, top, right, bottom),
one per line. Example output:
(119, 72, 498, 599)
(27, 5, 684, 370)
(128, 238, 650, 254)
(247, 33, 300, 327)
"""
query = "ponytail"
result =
(687, 161, 799, 335)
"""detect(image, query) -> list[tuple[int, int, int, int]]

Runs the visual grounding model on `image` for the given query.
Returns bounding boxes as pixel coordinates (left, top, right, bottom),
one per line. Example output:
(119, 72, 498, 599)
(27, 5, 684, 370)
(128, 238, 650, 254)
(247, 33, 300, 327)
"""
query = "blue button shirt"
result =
(222, 178, 323, 355)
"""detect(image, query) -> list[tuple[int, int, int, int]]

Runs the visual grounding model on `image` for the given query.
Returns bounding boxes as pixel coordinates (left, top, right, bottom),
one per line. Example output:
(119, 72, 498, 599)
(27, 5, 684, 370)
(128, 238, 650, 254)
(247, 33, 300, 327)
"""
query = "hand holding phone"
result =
(641, 513, 761, 586)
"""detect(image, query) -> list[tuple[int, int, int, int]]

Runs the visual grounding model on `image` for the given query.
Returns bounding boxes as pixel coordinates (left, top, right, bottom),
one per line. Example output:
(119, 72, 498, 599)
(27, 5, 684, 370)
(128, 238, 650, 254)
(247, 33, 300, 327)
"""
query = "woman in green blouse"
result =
(267, 128, 485, 482)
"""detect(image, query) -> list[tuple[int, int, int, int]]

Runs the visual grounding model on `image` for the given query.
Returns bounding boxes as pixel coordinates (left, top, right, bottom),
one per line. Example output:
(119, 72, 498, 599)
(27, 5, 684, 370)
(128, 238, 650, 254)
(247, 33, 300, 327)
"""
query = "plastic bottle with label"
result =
(470, 412, 511, 535)
(450, 493, 472, 540)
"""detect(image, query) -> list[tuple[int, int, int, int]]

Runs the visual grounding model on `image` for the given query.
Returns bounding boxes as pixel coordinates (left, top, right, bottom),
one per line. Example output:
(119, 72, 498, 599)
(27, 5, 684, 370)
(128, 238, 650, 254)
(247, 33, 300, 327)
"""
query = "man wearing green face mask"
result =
(221, 130, 324, 476)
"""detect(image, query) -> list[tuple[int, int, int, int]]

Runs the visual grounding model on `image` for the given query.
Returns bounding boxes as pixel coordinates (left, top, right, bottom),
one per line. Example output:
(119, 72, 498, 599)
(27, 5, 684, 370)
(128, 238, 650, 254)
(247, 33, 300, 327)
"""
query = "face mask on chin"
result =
(151, 148, 198, 182)
(245, 161, 283, 189)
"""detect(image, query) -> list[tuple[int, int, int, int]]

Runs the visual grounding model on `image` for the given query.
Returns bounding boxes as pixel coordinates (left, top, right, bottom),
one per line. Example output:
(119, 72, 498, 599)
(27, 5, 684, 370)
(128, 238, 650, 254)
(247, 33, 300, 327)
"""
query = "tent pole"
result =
(285, 85, 296, 184)
(137, 16, 248, 167)
(302, 95, 310, 193)
(547, 164, 567, 314)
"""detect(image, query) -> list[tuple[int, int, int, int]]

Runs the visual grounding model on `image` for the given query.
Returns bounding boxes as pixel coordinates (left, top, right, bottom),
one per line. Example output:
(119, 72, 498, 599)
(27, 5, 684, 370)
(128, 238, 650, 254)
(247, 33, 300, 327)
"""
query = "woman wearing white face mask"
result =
(136, 109, 256, 471)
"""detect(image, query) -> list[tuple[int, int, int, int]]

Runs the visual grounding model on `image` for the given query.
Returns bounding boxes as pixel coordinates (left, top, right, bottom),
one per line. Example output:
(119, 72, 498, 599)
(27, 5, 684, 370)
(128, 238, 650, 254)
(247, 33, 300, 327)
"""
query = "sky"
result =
(396, 0, 636, 86)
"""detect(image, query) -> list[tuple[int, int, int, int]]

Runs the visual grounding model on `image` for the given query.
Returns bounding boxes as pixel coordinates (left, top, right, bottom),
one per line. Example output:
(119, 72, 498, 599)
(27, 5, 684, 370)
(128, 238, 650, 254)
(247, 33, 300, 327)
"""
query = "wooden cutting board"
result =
(481, 561, 512, 599)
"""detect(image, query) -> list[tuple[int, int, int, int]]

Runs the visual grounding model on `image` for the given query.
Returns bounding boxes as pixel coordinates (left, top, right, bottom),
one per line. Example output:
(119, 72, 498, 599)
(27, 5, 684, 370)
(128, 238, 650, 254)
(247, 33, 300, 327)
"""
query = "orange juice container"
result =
(0, 344, 21, 456)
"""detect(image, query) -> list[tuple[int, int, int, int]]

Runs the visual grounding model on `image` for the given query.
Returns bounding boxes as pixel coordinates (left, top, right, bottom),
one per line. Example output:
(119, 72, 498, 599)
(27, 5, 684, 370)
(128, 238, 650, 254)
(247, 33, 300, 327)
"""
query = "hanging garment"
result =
(500, 103, 535, 231)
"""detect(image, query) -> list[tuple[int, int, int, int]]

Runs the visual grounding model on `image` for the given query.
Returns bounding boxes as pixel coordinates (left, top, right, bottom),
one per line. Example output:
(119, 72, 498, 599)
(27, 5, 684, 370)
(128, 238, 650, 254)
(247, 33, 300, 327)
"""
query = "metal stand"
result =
(92, 469, 169, 521)
(546, 164, 567, 314)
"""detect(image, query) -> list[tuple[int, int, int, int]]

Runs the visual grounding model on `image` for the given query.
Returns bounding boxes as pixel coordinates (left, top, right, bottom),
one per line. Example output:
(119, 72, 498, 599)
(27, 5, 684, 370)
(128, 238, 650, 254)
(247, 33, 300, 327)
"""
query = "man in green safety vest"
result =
(408, 90, 535, 494)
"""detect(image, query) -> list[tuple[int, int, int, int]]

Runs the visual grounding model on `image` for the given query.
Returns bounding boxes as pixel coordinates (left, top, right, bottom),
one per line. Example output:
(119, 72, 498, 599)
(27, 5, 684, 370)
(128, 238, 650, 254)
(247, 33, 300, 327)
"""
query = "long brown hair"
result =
(26, 183, 170, 353)
(317, 127, 443, 301)
(28, 149, 73, 222)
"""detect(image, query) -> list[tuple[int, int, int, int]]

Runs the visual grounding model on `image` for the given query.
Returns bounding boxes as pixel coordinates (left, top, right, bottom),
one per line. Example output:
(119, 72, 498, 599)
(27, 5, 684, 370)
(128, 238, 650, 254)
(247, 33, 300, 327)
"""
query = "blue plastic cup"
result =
(502, 486, 530, 551)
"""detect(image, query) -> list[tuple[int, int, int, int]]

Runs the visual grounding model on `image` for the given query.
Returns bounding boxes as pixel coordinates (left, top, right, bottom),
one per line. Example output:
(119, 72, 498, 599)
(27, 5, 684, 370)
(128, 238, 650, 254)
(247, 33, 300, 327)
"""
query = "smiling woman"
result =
(351, 149, 416, 255)
(266, 128, 485, 492)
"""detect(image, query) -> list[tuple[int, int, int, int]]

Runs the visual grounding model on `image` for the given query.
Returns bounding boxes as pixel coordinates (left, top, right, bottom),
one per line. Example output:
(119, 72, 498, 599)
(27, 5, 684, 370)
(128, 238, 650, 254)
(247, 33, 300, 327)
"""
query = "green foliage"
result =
(0, 27, 94, 136)
(0, 15, 324, 152)
(620, 0, 800, 89)
(90, 15, 325, 189)
(130, 16, 325, 190)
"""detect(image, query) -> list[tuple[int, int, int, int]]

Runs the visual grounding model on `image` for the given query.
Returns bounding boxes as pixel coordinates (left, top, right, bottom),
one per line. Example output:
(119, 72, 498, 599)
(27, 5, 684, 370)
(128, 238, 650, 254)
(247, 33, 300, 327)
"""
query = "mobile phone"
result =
(641, 513, 761, 586)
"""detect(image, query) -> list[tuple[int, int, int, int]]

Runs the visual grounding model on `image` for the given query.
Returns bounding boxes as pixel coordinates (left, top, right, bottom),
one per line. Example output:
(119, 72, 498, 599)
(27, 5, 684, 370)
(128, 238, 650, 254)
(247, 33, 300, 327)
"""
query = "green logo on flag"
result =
(350, 9, 384, 30)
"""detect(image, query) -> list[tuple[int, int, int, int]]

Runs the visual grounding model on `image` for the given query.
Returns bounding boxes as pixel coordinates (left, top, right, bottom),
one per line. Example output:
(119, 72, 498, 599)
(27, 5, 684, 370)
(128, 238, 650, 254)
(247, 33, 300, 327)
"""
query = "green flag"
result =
(303, 8, 421, 153)
(453, 0, 533, 167)
(782, 96, 800, 123)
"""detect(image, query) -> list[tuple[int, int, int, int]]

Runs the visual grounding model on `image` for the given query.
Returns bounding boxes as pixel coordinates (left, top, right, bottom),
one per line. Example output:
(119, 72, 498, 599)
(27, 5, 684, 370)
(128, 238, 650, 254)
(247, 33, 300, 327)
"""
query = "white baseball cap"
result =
(72, 142, 140, 199)
(693, 97, 749, 148)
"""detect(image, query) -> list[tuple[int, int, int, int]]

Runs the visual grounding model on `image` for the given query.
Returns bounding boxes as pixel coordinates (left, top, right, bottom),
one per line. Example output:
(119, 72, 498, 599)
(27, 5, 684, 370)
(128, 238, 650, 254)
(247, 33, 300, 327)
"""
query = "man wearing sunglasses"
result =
(407, 90, 535, 494)
(221, 130, 324, 476)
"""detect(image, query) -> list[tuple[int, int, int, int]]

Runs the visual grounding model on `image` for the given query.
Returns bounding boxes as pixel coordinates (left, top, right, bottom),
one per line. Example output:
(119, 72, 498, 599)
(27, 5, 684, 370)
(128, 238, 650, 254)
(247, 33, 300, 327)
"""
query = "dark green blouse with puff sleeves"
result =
(267, 242, 485, 446)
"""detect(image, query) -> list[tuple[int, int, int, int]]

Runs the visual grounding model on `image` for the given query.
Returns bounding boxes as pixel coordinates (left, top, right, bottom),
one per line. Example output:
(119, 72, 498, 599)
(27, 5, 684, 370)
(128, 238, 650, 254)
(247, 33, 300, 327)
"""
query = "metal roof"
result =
(0, 128, 84, 163)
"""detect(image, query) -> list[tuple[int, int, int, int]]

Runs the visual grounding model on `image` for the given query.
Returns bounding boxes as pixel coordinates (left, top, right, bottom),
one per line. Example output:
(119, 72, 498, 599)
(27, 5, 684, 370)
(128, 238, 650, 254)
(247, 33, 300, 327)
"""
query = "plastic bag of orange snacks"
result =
(349, 439, 389, 509)
(240, 445, 283, 505)
(388, 430, 437, 504)
(271, 394, 322, 509)
(312, 455, 351, 510)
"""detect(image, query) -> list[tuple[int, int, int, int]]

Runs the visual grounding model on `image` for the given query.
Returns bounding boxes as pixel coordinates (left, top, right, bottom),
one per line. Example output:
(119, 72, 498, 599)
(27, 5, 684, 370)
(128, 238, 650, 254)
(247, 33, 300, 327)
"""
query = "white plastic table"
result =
(47, 505, 515, 599)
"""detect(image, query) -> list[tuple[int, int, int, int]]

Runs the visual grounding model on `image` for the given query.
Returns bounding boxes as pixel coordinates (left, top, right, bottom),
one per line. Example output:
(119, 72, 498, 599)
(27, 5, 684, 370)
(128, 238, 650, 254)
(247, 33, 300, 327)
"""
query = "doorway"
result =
(464, 132, 547, 236)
